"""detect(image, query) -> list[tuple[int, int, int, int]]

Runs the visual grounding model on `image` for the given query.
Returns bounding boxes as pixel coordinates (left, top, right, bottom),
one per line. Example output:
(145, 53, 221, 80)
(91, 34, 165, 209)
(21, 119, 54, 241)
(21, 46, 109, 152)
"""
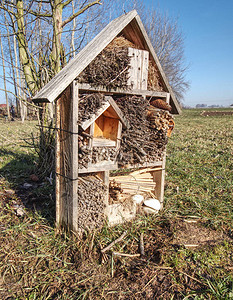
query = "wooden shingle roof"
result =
(32, 10, 181, 114)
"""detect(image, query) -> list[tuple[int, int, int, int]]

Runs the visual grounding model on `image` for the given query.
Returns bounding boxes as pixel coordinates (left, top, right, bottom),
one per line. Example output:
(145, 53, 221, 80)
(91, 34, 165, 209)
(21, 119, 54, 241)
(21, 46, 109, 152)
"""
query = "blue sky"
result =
(1, 0, 233, 107)
(144, 0, 233, 107)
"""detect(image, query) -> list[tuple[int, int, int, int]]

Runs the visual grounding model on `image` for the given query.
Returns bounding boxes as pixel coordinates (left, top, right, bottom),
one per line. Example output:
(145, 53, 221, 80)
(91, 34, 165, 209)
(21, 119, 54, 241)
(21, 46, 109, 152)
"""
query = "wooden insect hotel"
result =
(32, 10, 181, 232)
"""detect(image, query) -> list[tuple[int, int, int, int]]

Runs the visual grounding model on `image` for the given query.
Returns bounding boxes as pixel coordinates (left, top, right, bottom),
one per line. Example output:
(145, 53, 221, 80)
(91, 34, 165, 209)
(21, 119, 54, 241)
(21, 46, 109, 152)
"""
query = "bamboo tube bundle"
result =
(110, 168, 157, 199)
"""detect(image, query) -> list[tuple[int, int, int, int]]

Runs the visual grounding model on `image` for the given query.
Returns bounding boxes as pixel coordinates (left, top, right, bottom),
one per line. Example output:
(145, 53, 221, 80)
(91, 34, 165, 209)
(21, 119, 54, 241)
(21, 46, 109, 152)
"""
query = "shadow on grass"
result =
(0, 147, 56, 226)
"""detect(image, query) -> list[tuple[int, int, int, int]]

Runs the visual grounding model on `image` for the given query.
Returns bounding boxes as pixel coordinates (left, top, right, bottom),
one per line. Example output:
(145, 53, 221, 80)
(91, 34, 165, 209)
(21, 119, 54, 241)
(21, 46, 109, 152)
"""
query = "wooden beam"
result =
(151, 155, 166, 207)
(70, 81, 79, 232)
(78, 162, 118, 174)
(55, 97, 61, 228)
(78, 83, 168, 98)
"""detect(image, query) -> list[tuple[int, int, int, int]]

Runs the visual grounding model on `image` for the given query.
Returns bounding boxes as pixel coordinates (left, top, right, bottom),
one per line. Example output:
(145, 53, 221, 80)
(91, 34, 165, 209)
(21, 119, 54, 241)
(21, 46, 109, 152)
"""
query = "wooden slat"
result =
(55, 96, 61, 227)
(70, 81, 79, 232)
(78, 83, 168, 99)
(141, 50, 149, 90)
(103, 117, 119, 140)
(93, 138, 116, 147)
(32, 10, 138, 103)
(122, 161, 163, 169)
(152, 155, 166, 207)
(78, 162, 118, 174)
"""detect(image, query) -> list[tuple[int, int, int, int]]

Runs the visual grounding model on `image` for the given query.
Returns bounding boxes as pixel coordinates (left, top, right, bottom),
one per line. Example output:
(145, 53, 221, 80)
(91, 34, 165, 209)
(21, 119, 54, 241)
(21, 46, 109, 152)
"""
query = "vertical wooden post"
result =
(152, 155, 166, 208)
(70, 80, 79, 232)
(166, 93, 170, 104)
(55, 97, 61, 228)
(97, 171, 109, 215)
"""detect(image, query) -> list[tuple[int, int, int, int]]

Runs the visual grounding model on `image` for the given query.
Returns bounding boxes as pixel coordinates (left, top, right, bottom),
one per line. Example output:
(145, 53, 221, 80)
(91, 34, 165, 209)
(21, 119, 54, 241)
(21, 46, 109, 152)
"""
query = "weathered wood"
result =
(78, 83, 168, 99)
(128, 48, 148, 90)
(92, 138, 116, 147)
(55, 97, 61, 227)
(32, 10, 138, 103)
(97, 171, 110, 216)
(70, 81, 79, 231)
(78, 162, 118, 174)
(151, 155, 166, 206)
(166, 93, 170, 104)
(116, 121, 122, 149)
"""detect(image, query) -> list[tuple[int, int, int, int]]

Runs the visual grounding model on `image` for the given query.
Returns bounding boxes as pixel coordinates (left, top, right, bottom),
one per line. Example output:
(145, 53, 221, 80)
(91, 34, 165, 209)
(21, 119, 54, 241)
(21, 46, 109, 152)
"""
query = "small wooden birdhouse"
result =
(78, 95, 128, 173)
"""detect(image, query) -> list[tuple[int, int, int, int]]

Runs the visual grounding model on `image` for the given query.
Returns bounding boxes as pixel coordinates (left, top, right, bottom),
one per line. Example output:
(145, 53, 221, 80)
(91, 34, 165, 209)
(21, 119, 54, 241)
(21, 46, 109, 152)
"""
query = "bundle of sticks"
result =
(78, 93, 106, 124)
(114, 95, 168, 166)
(77, 175, 107, 231)
(77, 45, 130, 90)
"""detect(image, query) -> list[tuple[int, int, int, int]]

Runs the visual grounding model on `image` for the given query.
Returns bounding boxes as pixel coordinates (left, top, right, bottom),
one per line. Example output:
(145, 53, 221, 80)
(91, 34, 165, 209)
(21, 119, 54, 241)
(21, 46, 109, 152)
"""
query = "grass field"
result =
(0, 109, 232, 299)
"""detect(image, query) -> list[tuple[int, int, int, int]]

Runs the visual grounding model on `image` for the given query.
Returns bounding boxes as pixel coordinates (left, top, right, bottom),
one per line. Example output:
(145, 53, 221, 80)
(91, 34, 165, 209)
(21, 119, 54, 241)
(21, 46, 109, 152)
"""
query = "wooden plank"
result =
(78, 83, 167, 99)
(55, 97, 61, 228)
(136, 49, 142, 89)
(151, 154, 166, 207)
(78, 162, 118, 174)
(70, 80, 79, 232)
(103, 117, 118, 140)
(93, 138, 116, 147)
(122, 161, 163, 169)
(97, 171, 109, 216)
(166, 93, 170, 104)
(127, 47, 135, 89)
(94, 115, 104, 138)
(32, 10, 138, 103)
(116, 121, 122, 149)
(141, 50, 149, 90)
(80, 101, 110, 131)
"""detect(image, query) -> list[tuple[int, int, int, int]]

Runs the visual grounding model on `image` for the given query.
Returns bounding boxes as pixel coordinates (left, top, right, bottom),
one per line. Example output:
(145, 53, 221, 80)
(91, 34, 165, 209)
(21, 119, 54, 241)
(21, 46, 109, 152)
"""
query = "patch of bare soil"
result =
(173, 219, 230, 247)
(201, 111, 233, 116)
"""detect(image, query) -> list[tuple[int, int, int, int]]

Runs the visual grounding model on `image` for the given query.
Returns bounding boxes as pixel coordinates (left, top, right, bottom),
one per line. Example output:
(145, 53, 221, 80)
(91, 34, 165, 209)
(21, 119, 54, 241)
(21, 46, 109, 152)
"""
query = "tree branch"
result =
(62, 0, 102, 28)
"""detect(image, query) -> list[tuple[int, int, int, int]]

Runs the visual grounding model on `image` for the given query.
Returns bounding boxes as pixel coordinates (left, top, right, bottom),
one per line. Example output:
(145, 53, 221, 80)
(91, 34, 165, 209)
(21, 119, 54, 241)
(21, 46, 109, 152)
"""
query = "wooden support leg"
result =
(97, 171, 109, 215)
(151, 156, 166, 208)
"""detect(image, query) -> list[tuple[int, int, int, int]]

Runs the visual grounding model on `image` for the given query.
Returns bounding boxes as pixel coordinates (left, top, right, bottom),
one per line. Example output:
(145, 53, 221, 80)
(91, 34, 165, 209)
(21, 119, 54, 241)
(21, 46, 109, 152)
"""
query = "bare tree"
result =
(0, 0, 103, 97)
(0, 30, 10, 120)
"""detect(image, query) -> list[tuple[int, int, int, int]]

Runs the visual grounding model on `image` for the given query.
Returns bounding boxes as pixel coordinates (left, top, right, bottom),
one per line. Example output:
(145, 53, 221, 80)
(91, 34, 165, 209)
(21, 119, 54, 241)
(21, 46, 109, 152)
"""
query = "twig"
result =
(106, 66, 129, 86)
(113, 252, 140, 258)
(178, 270, 204, 285)
(140, 233, 145, 256)
(101, 231, 127, 253)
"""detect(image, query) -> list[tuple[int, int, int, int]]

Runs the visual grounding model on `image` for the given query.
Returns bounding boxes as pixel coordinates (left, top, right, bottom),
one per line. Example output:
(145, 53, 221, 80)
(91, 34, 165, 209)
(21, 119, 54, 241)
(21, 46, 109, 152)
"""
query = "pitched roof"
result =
(32, 10, 181, 114)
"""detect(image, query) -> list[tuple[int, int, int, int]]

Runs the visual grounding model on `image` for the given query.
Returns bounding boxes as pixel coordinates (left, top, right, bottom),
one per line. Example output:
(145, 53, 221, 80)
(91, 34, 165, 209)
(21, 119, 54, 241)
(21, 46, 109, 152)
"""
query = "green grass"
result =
(0, 110, 233, 299)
